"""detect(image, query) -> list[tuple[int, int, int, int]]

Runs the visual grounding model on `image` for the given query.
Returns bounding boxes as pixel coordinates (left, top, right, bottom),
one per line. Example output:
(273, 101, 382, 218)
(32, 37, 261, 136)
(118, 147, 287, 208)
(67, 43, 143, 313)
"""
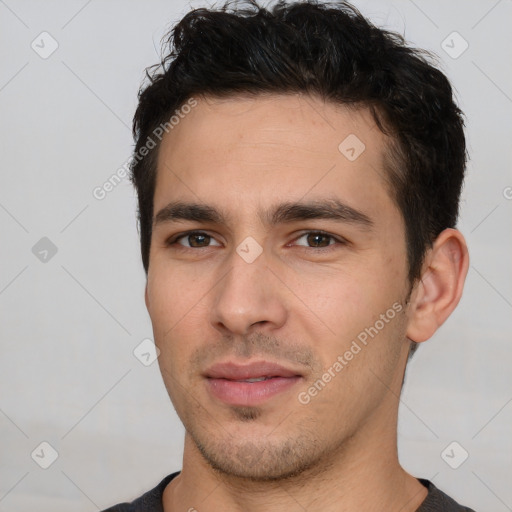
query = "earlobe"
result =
(145, 282, 150, 310)
(406, 228, 469, 343)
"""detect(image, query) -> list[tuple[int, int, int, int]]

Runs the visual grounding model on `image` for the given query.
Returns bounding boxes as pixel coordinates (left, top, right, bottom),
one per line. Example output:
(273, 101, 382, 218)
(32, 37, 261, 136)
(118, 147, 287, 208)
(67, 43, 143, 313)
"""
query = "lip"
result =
(204, 360, 301, 380)
(204, 360, 303, 406)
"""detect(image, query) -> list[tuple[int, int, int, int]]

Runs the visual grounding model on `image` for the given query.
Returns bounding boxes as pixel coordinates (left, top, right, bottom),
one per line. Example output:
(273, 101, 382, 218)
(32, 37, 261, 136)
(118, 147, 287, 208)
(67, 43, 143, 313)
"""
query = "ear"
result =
(145, 281, 150, 311)
(406, 228, 469, 343)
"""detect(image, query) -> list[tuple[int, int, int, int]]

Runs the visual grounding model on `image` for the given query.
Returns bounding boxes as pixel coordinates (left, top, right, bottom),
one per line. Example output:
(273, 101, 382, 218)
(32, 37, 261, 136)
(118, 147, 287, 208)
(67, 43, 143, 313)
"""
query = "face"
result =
(146, 94, 413, 481)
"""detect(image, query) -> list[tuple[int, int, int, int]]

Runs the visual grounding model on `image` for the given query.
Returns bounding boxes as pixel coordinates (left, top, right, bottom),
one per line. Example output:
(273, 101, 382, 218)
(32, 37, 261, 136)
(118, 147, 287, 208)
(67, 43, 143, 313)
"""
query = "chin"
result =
(193, 431, 325, 482)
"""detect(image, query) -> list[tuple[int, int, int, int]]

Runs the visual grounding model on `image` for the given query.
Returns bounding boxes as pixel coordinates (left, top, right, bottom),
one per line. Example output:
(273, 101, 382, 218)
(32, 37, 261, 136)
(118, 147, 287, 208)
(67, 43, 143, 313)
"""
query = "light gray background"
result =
(1, 0, 511, 510)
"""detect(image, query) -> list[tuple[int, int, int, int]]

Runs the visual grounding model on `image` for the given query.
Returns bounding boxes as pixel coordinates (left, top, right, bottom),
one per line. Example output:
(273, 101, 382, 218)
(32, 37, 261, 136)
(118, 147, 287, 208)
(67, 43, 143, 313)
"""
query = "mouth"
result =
(203, 360, 303, 406)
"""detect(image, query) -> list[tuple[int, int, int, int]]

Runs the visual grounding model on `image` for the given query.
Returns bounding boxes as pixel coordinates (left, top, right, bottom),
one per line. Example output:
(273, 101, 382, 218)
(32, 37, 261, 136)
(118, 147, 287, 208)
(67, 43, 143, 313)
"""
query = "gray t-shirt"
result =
(102, 472, 477, 511)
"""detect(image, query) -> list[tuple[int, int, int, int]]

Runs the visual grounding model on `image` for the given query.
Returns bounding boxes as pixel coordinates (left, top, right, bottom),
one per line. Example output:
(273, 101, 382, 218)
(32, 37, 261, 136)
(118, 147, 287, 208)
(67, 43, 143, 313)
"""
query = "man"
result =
(103, 0, 475, 510)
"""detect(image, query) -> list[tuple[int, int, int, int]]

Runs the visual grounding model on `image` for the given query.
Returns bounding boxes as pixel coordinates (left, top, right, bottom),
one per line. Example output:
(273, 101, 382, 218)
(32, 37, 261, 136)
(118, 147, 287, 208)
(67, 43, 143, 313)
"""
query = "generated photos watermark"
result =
(92, 97, 198, 200)
(298, 301, 403, 405)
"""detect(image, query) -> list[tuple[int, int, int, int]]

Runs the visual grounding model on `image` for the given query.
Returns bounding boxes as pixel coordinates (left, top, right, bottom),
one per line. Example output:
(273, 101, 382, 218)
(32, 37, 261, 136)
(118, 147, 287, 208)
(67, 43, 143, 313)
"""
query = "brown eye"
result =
(306, 233, 332, 247)
(170, 231, 221, 248)
(294, 231, 341, 248)
(186, 233, 210, 247)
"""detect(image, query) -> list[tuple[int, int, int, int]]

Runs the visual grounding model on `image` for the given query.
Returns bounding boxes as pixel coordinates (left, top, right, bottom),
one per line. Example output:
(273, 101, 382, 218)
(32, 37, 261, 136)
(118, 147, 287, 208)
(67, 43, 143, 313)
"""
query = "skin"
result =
(144, 93, 469, 511)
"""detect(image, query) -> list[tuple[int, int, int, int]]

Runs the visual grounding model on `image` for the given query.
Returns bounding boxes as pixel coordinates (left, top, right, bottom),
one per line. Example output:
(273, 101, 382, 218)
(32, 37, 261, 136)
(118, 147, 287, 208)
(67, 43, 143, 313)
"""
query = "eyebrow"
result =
(153, 198, 374, 230)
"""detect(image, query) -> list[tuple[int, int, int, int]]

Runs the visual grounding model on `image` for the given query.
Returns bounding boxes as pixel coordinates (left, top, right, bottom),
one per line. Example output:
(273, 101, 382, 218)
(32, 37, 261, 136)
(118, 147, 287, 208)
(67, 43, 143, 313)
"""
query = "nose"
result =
(210, 245, 288, 337)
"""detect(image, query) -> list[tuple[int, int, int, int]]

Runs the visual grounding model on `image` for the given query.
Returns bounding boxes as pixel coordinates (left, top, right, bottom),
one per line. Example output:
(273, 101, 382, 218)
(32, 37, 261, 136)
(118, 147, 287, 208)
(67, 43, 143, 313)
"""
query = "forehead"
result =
(154, 93, 397, 224)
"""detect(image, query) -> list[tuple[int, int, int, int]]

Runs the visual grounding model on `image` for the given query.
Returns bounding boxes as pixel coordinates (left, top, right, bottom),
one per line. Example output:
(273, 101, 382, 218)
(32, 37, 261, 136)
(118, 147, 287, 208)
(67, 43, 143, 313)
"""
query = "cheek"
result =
(286, 263, 387, 328)
(301, 301, 407, 412)
(147, 260, 208, 325)
(146, 269, 196, 368)
(286, 259, 407, 372)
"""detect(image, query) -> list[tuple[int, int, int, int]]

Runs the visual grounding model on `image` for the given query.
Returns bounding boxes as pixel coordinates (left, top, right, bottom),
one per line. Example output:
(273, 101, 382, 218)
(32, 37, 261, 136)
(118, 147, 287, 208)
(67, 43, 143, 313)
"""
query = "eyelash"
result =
(165, 230, 347, 252)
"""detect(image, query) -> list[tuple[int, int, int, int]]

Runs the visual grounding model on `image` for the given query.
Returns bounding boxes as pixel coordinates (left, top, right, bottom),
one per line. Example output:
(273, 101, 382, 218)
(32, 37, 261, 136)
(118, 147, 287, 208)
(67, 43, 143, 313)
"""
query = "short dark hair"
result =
(130, 0, 466, 287)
